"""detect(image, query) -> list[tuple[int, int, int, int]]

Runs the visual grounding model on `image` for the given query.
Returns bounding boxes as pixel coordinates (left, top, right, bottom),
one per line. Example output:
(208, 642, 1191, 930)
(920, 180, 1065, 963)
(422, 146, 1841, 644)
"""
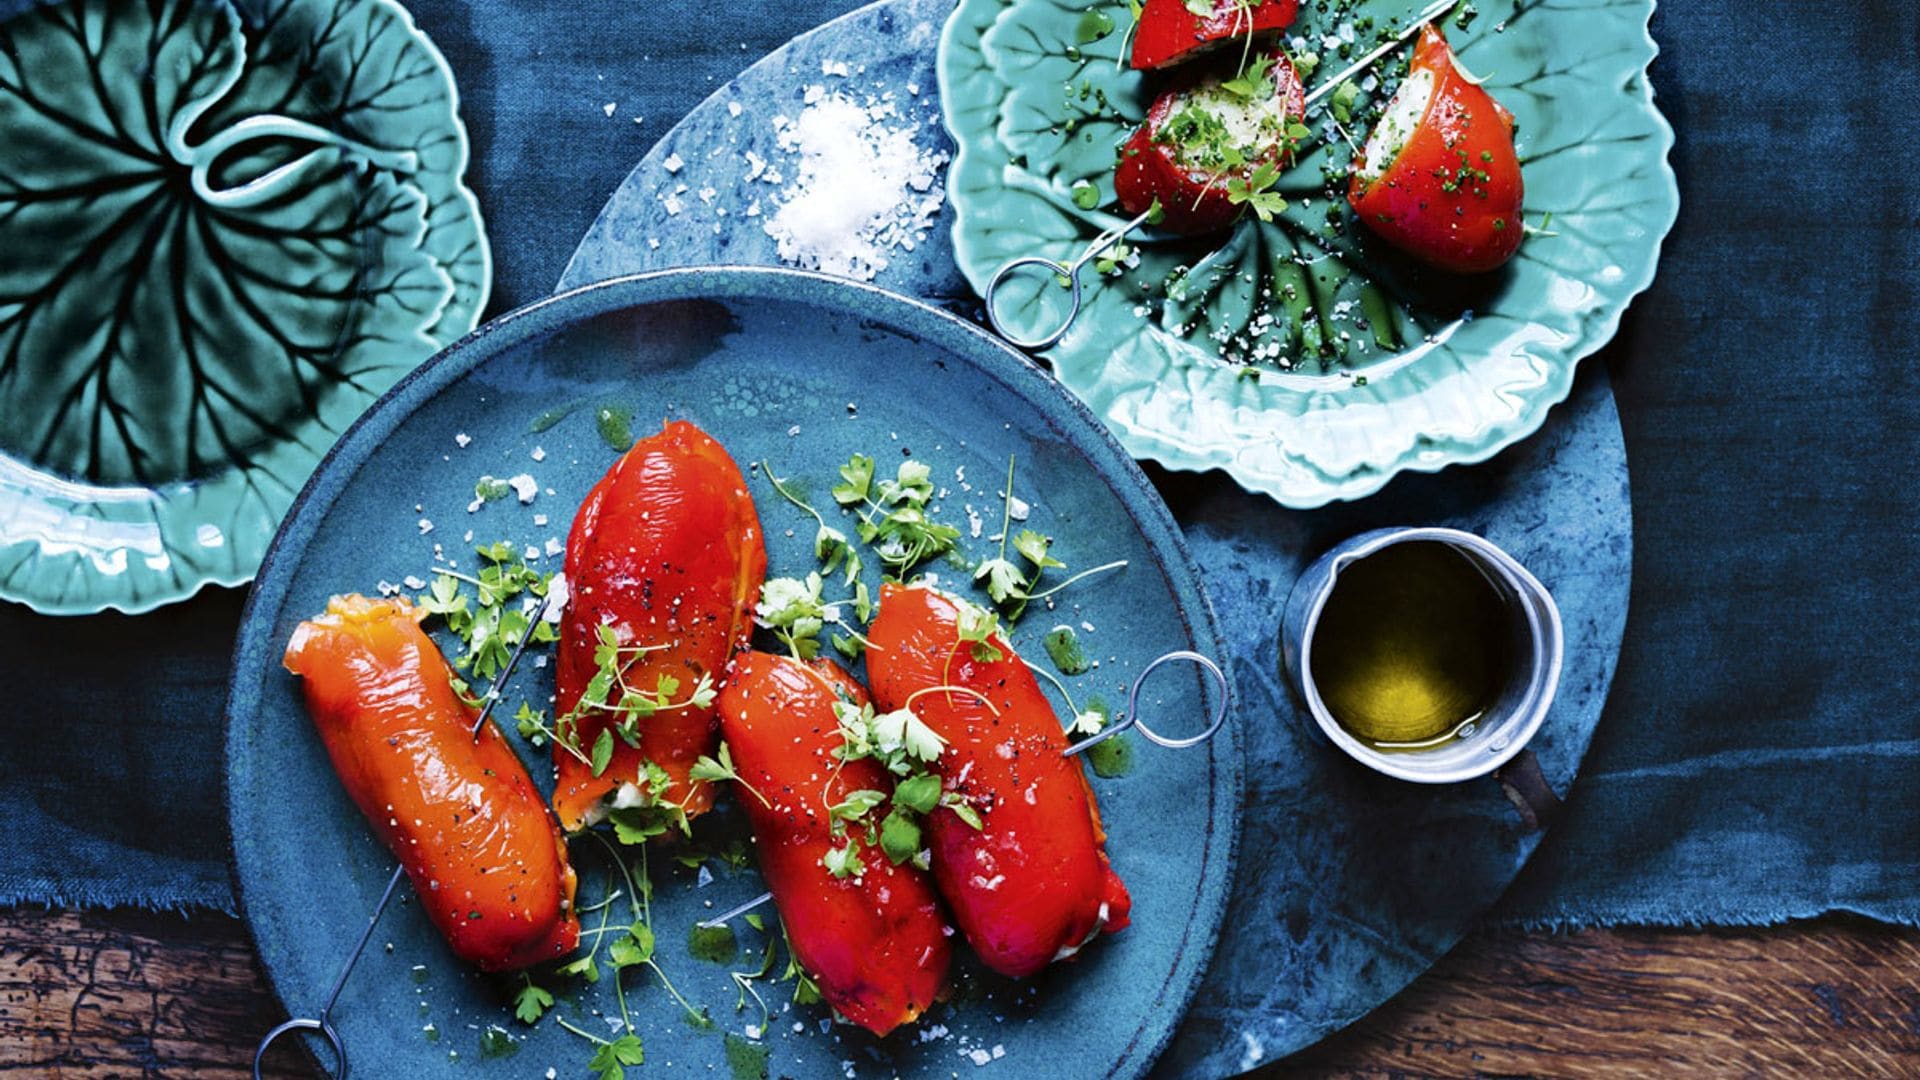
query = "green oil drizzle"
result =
(724, 1033, 770, 1080)
(688, 922, 738, 965)
(410, 964, 429, 985)
(1087, 733, 1134, 778)
(421, 1022, 440, 1044)
(1082, 697, 1133, 777)
(529, 404, 575, 434)
(597, 405, 634, 452)
(478, 1025, 518, 1060)
(1074, 9, 1114, 42)
(1043, 625, 1091, 675)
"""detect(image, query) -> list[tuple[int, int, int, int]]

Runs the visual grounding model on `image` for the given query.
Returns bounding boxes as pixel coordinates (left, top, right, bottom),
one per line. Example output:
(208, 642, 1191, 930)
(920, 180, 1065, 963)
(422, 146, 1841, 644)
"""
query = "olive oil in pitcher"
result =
(1307, 541, 1515, 750)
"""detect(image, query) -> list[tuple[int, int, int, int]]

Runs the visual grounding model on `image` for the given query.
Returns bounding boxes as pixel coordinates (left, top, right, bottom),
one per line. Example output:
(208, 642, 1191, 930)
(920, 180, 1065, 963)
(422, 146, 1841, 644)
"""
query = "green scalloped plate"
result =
(0, 0, 489, 614)
(940, 0, 1676, 507)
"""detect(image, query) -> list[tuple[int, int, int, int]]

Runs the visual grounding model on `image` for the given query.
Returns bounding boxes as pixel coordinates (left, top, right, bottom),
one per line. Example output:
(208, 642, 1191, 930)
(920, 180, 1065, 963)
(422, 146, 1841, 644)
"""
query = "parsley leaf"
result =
(688, 742, 769, 807)
(590, 729, 614, 776)
(822, 841, 865, 879)
(973, 556, 1025, 606)
(955, 598, 1006, 663)
(892, 773, 943, 815)
(878, 809, 922, 865)
(755, 574, 828, 659)
(587, 1034, 645, 1079)
(1330, 79, 1361, 124)
(831, 454, 874, 506)
(512, 980, 553, 1024)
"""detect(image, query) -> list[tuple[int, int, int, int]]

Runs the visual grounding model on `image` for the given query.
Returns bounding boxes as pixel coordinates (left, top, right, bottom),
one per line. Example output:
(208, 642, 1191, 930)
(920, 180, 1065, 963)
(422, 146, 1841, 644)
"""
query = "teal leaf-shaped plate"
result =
(0, 0, 489, 613)
(940, 0, 1676, 507)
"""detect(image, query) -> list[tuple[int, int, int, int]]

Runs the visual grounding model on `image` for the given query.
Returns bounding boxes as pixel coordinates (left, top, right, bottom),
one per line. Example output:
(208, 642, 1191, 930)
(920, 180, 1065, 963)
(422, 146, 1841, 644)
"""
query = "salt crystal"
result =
(418, 518, 434, 535)
(508, 474, 538, 504)
(602, 102, 616, 117)
(663, 152, 684, 173)
(454, 433, 471, 448)
(968, 1048, 992, 1066)
(403, 575, 427, 590)
(728, 101, 742, 117)
(531, 446, 546, 462)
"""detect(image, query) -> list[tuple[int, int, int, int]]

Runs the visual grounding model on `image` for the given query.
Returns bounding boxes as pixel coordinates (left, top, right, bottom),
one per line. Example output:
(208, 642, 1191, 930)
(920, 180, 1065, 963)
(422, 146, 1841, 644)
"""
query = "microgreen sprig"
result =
(754, 573, 875, 661)
(760, 460, 863, 586)
(832, 454, 961, 578)
(416, 542, 558, 681)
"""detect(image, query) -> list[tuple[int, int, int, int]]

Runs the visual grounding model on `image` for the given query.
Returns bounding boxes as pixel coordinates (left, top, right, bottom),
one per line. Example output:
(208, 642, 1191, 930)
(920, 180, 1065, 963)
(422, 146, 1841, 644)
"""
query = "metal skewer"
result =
(699, 646, 1230, 929)
(983, 0, 1454, 352)
(253, 595, 555, 1079)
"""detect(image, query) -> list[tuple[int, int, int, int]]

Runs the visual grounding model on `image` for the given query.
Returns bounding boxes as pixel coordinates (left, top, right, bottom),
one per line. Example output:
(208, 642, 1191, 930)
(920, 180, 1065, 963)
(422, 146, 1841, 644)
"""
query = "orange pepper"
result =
(716, 651, 951, 1035)
(865, 584, 1130, 978)
(283, 594, 580, 972)
(552, 420, 767, 830)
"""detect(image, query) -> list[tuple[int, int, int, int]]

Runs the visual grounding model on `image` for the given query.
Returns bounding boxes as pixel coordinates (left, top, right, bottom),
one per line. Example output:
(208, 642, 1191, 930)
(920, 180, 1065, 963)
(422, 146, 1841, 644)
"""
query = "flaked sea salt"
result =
(762, 90, 947, 282)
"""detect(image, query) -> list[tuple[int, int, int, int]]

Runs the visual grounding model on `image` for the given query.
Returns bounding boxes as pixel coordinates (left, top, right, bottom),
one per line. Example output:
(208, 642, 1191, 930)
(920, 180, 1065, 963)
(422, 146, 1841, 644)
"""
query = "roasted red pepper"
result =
(716, 651, 951, 1035)
(1348, 24, 1525, 273)
(1130, 0, 1299, 71)
(283, 595, 580, 972)
(864, 584, 1130, 978)
(553, 420, 767, 831)
(1115, 47, 1307, 235)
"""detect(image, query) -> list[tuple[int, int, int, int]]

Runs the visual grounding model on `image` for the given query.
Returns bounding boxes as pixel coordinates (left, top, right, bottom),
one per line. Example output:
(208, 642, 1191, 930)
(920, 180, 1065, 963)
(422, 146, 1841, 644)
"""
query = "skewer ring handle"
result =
(1067, 650, 1230, 756)
(255, 1016, 348, 1080)
(984, 255, 1082, 351)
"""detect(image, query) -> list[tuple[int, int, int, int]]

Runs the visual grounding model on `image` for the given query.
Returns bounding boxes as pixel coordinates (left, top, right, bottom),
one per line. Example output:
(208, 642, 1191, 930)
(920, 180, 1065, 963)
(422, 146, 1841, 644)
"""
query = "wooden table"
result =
(2, 908, 1915, 1077)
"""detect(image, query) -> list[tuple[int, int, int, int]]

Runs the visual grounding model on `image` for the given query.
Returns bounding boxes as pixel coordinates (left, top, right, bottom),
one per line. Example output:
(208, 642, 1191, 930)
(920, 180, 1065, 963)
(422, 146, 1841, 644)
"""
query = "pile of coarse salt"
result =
(762, 87, 947, 281)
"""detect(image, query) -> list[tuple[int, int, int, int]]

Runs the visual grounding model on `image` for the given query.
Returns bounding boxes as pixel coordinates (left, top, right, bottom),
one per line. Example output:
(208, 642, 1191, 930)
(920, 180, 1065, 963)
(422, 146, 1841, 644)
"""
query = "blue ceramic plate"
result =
(227, 268, 1238, 1079)
(0, 0, 488, 615)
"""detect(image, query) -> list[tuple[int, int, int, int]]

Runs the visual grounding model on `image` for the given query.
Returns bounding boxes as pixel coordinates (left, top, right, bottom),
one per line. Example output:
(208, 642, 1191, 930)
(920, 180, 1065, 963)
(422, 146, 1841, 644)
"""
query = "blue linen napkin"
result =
(0, 0, 1914, 934)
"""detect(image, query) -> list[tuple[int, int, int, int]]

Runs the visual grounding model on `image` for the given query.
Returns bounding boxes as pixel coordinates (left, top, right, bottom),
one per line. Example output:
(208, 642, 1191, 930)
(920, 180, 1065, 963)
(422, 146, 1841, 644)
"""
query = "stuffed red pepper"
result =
(553, 419, 767, 830)
(1130, 0, 1299, 71)
(284, 594, 580, 972)
(1349, 24, 1525, 273)
(1116, 46, 1308, 235)
(865, 583, 1131, 978)
(716, 651, 951, 1034)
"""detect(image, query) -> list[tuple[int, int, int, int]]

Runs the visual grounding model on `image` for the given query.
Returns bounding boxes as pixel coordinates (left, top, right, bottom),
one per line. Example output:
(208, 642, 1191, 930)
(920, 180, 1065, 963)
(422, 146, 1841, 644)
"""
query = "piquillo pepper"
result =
(553, 419, 767, 830)
(283, 594, 580, 972)
(864, 584, 1130, 978)
(1116, 47, 1308, 235)
(715, 651, 951, 1035)
(1348, 24, 1525, 273)
(1130, 0, 1299, 71)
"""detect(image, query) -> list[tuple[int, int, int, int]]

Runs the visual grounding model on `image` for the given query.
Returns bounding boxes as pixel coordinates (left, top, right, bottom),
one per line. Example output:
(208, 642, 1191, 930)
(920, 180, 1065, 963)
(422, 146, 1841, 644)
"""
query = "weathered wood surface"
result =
(1, 907, 1915, 1077)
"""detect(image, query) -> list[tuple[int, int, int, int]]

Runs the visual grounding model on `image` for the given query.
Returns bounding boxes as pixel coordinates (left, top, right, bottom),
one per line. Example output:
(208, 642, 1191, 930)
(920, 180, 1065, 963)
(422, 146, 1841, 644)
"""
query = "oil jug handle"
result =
(1493, 748, 1563, 832)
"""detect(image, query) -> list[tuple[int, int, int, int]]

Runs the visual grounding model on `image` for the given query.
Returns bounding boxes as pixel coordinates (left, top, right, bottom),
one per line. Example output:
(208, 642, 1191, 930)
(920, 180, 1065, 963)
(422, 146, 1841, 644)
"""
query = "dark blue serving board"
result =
(555, 0, 1631, 1072)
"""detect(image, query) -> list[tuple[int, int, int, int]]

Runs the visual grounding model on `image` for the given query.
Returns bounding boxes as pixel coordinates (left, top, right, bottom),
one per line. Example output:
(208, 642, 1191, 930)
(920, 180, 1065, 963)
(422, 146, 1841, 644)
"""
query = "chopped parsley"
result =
(415, 542, 558, 681)
(833, 454, 961, 578)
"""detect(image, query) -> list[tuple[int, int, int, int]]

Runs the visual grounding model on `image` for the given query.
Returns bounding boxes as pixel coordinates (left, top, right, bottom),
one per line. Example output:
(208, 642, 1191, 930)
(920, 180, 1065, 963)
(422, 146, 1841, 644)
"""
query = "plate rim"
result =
(223, 265, 1242, 1080)
(936, 0, 1680, 509)
(0, 0, 491, 617)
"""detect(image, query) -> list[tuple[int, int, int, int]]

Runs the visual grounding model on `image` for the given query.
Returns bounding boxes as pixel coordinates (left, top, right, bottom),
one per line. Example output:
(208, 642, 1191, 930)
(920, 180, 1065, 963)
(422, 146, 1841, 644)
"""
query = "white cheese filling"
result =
(1357, 67, 1435, 183)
